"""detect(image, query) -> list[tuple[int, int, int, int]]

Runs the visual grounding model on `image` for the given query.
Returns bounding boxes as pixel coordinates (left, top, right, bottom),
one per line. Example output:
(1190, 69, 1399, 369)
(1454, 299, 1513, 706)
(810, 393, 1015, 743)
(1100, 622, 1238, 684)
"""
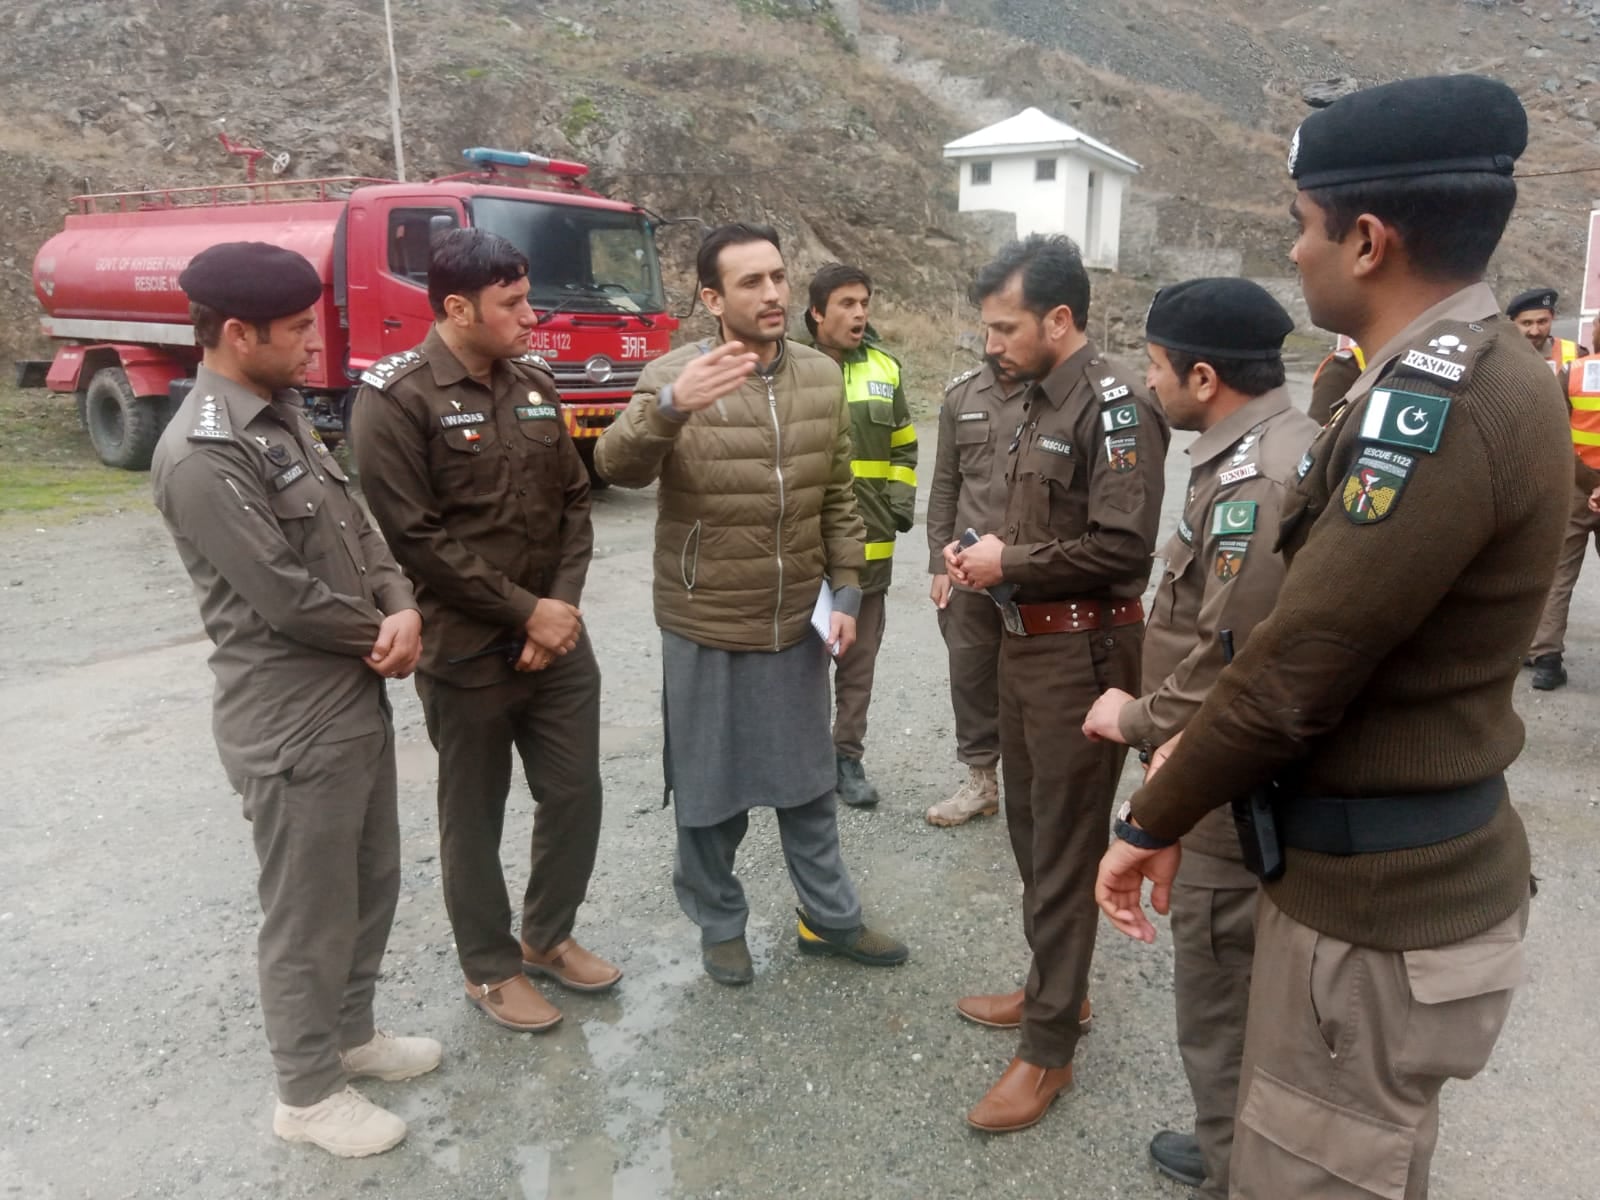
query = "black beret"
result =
(1288, 75, 1526, 190)
(1145, 278, 1294, 361)
(179, 242, 322, 320)
(1506, 287, 1558, 317)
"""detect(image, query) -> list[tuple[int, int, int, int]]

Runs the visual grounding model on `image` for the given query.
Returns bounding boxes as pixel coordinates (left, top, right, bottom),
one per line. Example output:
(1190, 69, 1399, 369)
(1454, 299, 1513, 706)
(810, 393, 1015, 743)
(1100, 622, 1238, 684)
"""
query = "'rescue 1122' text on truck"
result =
(18, 146, 678, 479)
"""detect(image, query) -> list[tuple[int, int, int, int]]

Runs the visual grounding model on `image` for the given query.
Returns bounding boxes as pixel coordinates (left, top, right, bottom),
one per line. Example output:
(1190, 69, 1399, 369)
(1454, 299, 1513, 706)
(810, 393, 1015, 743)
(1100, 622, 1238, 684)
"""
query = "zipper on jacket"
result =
(768, 378, 784, 651)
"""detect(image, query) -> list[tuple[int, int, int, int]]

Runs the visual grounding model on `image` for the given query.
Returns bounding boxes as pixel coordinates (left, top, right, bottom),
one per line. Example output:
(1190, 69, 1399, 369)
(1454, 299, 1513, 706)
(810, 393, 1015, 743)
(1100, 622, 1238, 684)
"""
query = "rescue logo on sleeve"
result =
(1359, 389, 1451, 453)
(1105, 434, 1138, 472)
(1214, 538, 1250, 581)
(1101, 404, 1139, 432)
(1211, 500, 1257, 536)
(1341, 445, 1416, 524)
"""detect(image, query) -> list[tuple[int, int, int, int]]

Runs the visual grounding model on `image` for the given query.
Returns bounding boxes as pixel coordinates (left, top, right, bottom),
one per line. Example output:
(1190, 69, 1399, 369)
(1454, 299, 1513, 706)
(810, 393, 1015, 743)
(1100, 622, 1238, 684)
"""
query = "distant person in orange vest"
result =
(1528, 341, 1600, 690)
(1507, 287, 1587, 384)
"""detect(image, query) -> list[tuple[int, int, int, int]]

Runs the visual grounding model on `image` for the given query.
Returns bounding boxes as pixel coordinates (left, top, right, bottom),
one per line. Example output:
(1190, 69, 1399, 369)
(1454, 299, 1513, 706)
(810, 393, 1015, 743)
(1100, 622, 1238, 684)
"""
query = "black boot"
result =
(835, 754, 881, 807)
(1531, 652, 1567, 691)
(1149, 1129, 1204, 1187)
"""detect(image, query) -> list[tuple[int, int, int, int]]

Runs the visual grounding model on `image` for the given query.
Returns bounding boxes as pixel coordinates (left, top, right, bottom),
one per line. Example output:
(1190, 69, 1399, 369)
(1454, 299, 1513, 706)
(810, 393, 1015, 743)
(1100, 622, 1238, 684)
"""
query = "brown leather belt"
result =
(1011, 598, 1144, 636)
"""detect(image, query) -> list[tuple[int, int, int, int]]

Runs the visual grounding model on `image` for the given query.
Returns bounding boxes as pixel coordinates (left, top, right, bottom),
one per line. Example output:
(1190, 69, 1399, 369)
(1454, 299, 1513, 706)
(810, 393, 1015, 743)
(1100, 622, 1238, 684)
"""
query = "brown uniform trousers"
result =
(1529, 482, 1600, 657)
(352, 328, 604, 988)
(926, 364, 1029, 767)
(1119, 388, 1319, 1197)
(1233, 894, 1527, 1199)
(152, 368, 419, 1108)
(994, 342, 1168, 1067)
(415, 636, 602, 984)
(833, 588, 887, 760)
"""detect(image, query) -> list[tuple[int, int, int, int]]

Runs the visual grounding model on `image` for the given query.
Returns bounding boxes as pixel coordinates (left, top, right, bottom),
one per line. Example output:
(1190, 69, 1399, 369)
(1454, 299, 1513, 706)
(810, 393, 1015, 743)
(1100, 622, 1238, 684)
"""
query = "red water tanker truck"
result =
(20, 147, 677, 472)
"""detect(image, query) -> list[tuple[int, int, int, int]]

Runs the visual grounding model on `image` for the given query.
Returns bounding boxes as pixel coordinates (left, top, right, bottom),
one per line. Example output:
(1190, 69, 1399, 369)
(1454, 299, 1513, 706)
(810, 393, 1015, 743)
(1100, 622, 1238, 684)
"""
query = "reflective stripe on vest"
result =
(1568, 355, 1600, 469)
(850, 460, 918, 486)
(863, 541, 896, 561)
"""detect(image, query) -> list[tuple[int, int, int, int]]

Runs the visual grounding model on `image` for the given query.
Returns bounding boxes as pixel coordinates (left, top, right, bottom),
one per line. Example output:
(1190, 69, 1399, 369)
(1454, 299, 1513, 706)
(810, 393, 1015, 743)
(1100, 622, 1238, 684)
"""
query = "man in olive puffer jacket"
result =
(595, 223, 909, 986)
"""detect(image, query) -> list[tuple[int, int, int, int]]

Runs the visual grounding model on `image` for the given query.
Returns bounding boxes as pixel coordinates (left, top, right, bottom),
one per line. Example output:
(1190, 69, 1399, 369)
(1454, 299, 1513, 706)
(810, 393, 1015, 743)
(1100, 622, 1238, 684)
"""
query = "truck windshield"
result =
(470, 197, 667, 315)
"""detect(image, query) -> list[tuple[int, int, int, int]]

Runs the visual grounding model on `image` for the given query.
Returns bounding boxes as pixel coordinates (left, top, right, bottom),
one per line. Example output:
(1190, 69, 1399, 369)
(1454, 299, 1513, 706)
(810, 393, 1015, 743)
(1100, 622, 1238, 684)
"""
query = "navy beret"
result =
(1506, 287, 1558, 317)
(1145, 278, 1294, 361)
(1288, 75, 1526, 190)
(179, 242, 322, 320)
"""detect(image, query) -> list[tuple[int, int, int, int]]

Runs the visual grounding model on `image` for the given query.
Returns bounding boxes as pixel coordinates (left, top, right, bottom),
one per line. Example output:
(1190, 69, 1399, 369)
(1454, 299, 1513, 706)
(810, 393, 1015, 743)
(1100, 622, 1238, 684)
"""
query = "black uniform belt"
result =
(1277, 774, 1505, 856)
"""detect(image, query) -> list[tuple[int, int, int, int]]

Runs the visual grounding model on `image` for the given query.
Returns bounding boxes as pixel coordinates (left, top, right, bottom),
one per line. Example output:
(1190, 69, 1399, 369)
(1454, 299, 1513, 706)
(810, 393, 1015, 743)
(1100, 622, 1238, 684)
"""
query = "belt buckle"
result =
(1000, 600, 1027, 637)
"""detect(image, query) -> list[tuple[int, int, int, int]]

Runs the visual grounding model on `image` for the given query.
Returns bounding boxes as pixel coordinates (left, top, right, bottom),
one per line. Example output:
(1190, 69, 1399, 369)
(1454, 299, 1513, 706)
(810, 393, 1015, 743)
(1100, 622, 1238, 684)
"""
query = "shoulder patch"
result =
(359, 348, 425, 390)
(187, 394, 233, 442)
(1359, 389, 1450, 454)
(1217, 462, 1260, 487)
(945, 365, 981, 392)
(1211, 499, 1257, 536)
(1101, 403, 1139, 432)
(1341, 444, 1417, 524)
(1387, 320, 1489, 392)
(513, 351, 554, 375)
(1214, 538, 1250, 581)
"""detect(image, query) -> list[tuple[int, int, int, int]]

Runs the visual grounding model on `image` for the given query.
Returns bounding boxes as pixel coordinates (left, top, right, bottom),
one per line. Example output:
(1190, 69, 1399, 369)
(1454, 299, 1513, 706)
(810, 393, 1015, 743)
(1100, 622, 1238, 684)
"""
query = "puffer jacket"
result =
(594, 338, 865, 652)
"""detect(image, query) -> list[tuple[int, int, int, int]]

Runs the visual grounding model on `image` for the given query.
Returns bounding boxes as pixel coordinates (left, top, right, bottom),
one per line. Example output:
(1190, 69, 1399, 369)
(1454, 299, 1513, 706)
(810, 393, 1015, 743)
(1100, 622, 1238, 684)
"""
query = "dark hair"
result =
(1164, 349, 1286, 397)
(189, 301, 271, 348)
(804, 263, 872, 337)
(696, 222, 781, 292)
(427, 228, 528, 318)
(969, 234, 1091, 331)
(1306, 172, 1517, 283)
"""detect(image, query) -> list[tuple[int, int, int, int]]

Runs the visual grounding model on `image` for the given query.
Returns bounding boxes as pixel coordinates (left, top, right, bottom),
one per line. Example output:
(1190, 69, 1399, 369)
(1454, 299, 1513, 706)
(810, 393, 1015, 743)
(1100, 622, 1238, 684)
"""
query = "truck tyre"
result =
(577, 438, 609, 491)
(85, 367, 163, 471)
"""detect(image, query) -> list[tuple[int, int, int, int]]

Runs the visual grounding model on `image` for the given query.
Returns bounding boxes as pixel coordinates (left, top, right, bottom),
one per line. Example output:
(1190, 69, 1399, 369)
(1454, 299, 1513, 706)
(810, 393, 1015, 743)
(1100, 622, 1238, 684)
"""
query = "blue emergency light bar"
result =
(461, 147, 589, 178)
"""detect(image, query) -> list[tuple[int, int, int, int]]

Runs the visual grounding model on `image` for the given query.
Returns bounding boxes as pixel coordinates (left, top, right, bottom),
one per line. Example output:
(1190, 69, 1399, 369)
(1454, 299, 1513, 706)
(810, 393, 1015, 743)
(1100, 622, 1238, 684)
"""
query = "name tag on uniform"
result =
(440, 411, 487, 428)
(516, 404, 559, 421)
(1037, 435, 1072, 457)
(958, 411, 987, 422)
(273, 462, 307, 491)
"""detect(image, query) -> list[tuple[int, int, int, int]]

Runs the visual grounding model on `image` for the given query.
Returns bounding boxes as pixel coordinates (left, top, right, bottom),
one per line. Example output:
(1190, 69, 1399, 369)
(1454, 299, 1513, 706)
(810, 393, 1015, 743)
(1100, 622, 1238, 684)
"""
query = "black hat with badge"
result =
(1145, 278, 1294, 361)
(1506, 287, 1558, 318)
(178, 241, 323, 320)
(1287, 74, 1527, 191)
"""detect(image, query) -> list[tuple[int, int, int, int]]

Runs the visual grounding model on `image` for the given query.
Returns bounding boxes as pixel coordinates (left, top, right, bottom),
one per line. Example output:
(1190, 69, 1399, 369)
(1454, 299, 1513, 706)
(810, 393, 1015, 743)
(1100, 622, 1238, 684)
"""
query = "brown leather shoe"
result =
(521, 937, 623, 993)
(464, 974, 562, 1032)
(966, 1056, 1074, 1133)
(956, 989, 1093, 1032)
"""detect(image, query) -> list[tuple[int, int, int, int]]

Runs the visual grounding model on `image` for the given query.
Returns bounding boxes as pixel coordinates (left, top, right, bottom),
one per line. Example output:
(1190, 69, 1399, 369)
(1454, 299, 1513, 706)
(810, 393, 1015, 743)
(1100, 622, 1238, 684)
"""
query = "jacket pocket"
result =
(955, 413, 993, 478)
(433, 425, 503, 497)
(1237, 1068, 1413, 1200)
(268, 482, 325, 563)
(1395, 918, 1525, 1082)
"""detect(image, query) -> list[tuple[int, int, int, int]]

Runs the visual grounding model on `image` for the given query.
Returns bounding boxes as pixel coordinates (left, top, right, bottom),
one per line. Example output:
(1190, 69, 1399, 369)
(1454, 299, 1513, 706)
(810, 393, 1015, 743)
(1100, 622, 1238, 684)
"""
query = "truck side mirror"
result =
(428, 213, 459, 238)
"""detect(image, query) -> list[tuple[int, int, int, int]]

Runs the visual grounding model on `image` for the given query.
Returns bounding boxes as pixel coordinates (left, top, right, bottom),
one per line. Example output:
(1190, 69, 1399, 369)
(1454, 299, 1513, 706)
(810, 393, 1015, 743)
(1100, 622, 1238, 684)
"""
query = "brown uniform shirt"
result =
(925, 362, 1029, 574)
(997, 342, 1170, 599)
(151, 365, 416, 779)
(350, 328, 593, 687)
(1119, 387, 1319, 881)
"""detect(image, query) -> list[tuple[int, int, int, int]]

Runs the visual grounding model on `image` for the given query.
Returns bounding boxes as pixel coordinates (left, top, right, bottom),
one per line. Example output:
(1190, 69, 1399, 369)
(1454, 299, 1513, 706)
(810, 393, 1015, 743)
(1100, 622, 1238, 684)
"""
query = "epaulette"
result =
(945, 366, 981, 392)
(1091, 367, 1133, 406)
(511, 351, 554, 376)
(358, 348, 426, 390)
(1216, 421, 1267, 488)
(1385, 318, 1492, 393)
(187, 393, 233, 442)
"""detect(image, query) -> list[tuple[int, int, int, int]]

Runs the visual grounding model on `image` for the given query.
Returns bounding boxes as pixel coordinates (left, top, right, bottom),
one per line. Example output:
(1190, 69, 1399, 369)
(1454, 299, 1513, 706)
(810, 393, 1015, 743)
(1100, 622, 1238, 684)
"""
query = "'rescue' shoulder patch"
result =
(359, 348, 425, 390)
(513, 351, 554, 375)
(1386, 319, 1490, 392)
(187, 394, 233, 442)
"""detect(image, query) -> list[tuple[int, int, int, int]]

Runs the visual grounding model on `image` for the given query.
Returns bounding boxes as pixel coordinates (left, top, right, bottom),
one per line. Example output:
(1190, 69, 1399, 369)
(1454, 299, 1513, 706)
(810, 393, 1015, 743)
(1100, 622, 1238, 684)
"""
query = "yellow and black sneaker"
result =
(795, 910, 909, 966)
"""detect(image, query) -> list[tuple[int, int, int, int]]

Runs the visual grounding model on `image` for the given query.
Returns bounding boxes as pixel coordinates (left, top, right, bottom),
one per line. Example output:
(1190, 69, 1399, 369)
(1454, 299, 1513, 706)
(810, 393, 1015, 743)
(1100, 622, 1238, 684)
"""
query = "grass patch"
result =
(0, 387, 152, 524)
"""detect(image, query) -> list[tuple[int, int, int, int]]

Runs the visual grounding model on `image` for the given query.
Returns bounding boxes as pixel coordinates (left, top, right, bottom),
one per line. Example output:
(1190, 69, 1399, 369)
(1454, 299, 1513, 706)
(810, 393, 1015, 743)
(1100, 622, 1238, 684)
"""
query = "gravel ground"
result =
(2, 376, 1597, 1198)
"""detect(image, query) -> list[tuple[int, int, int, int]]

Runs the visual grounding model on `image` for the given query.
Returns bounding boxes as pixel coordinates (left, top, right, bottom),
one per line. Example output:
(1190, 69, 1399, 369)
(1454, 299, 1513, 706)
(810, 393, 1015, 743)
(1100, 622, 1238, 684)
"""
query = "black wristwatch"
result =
(1114, 800, 1176, 850)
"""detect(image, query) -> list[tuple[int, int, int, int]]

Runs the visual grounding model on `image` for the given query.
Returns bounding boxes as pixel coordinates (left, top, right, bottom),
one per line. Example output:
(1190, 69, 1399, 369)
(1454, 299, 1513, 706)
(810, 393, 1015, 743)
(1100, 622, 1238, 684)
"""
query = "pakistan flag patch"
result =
(1359, 389, 1450, 453)
(1101, 403, 1139, 432)
(1211, 500, 1257, 536)
(1341, 445, 1417, 524)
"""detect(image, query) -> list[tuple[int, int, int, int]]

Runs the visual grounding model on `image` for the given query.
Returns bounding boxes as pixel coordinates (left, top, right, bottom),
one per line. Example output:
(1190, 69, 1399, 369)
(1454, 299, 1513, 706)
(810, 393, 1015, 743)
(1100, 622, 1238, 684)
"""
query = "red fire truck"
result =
(22, 147, 676, 474)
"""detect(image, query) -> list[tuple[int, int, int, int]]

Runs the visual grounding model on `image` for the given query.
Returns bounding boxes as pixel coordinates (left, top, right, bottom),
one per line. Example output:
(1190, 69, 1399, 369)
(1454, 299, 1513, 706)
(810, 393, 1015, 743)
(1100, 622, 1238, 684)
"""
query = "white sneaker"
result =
(340, 1030, 443, 1082)
(273, 1086, 407, 1158)
(925, 765, 1000, 827)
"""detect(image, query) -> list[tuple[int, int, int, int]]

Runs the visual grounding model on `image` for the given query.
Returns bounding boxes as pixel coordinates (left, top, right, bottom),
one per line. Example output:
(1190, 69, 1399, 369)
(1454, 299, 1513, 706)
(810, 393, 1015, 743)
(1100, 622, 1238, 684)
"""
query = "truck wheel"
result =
(85, 367, 163, 471)
(577, 439, 609, 490)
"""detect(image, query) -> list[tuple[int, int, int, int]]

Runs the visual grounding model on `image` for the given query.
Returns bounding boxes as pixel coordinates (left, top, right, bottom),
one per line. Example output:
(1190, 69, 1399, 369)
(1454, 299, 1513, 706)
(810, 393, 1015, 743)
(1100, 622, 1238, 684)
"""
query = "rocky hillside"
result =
(3, 0, 1598, 373)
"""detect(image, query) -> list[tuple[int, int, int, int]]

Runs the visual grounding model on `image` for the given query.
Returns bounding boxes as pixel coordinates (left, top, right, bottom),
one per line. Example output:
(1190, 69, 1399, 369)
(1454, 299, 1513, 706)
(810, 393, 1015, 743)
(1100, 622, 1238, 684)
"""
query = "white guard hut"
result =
(944, 107, 1140, 271)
